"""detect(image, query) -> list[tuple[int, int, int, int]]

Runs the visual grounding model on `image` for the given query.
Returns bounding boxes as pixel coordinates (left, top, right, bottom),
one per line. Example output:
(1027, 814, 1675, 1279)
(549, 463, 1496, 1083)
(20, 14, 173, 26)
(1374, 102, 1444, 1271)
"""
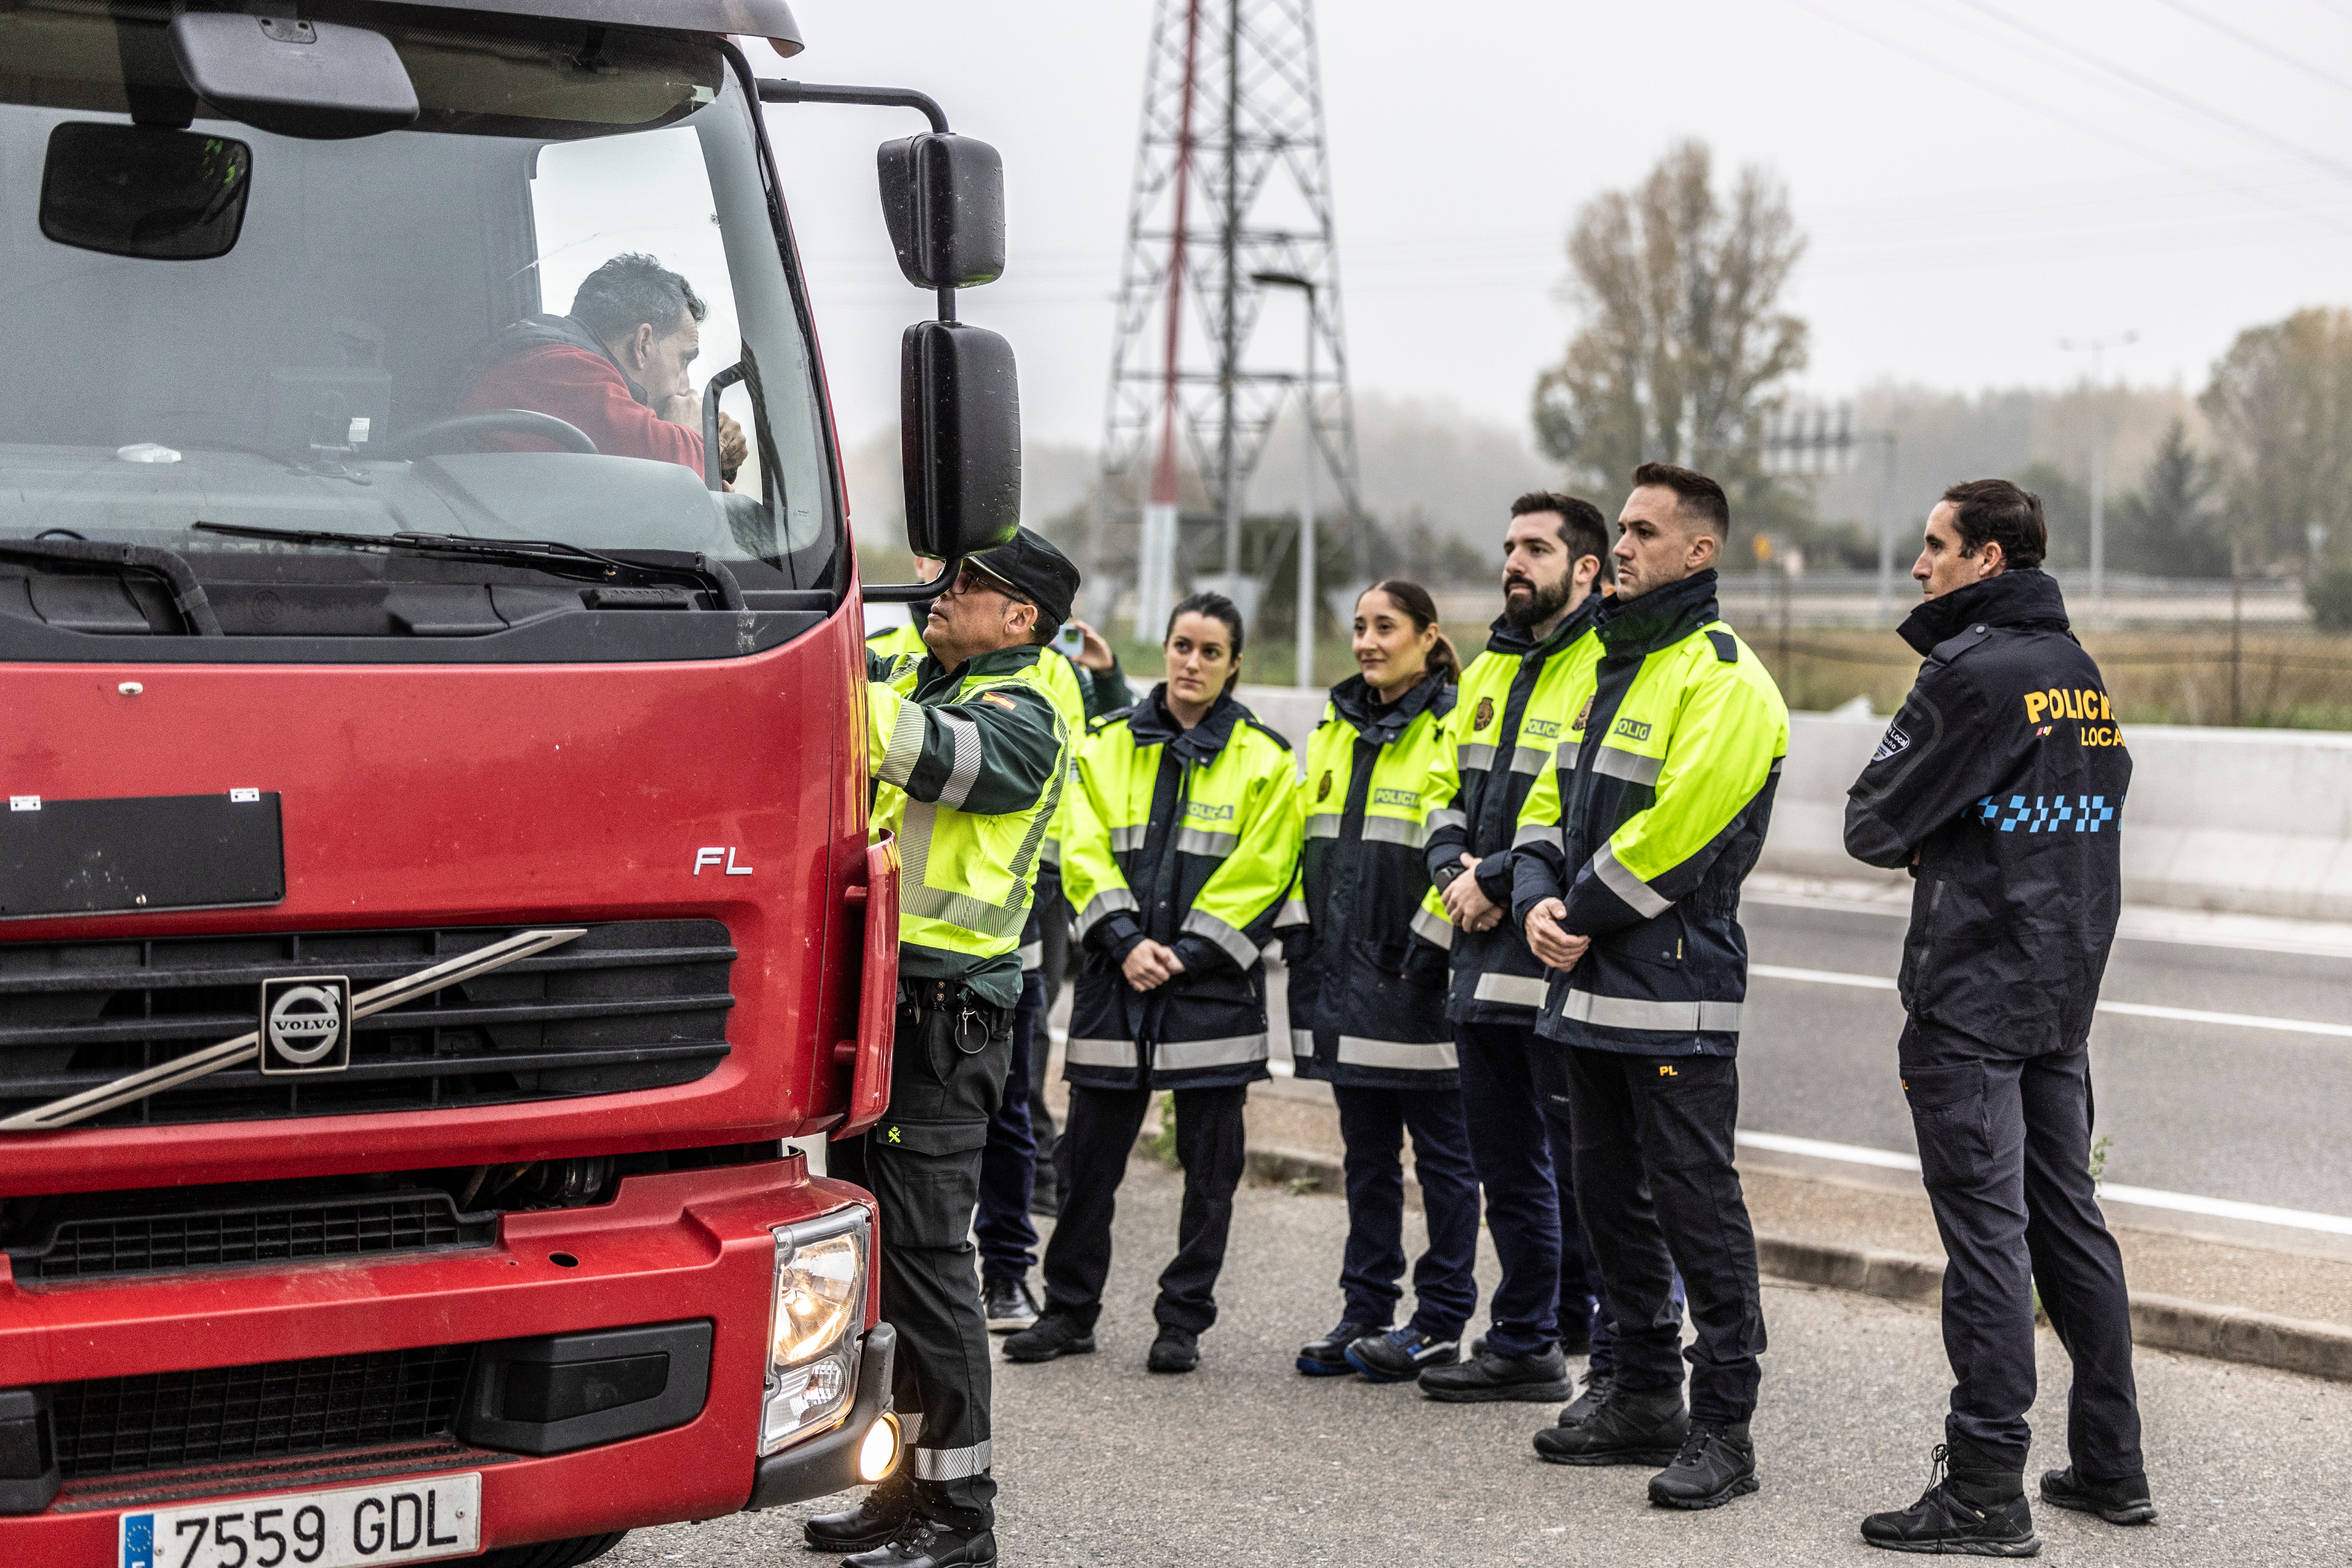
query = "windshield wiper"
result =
(0, 536, 223, 635)
(192, 522, 747, 610)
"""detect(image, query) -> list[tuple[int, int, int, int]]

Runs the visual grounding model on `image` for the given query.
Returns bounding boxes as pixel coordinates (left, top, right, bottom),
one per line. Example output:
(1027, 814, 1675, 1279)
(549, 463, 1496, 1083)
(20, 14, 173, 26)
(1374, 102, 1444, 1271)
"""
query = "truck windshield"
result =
(0, 3, 841, 655)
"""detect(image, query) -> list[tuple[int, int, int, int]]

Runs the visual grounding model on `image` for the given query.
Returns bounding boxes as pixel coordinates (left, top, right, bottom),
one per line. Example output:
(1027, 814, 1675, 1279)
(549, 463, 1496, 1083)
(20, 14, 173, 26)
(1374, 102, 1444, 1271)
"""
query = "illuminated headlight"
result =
(760, 1210, 869, 1456)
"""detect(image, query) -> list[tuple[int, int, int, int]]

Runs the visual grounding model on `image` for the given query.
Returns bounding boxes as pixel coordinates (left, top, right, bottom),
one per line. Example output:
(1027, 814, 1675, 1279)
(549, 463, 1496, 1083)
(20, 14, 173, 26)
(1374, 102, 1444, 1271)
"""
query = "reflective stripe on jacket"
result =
(1417, 599, 1603, 1022)
(867, 644, 1073, 1007)
(1283, 674, 1459, 1088)
(1061, 688, 1303, 1090)
(1511, 570, 1788, 1057)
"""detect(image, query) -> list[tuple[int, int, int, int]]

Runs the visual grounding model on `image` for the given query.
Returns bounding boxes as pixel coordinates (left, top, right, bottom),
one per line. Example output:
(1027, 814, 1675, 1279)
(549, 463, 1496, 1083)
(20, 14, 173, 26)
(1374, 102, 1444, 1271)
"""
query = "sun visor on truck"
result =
(169, 13, 420, 140)
(1, 792, 285, 920)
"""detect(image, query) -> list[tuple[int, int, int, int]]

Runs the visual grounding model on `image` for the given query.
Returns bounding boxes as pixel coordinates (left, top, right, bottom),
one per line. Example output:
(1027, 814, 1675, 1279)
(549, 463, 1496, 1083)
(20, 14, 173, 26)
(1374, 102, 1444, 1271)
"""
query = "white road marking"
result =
(1735, 1130, 2352, 1236)
(1748, 964, 2352, 1040)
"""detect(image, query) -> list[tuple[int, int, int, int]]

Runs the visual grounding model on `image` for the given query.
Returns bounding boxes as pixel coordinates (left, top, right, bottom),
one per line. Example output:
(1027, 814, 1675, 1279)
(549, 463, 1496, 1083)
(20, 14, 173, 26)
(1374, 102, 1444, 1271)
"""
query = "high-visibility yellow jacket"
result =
(1280, 673, 1459, 1088)
(866, 617, 1129, 973)
(867, 642, 1073, 1008)
(1415, 598, 1604, 1023)
(1061, 689, 1302, 1090)
(1511, 569, 1789, 1056)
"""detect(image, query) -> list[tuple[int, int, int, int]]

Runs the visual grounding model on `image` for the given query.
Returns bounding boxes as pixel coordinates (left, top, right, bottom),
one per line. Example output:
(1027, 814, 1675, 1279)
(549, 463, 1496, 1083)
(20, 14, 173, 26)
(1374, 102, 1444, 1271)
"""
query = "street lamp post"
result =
(1252, 271, 1317, 688)
(2060, 331, 2138, 627)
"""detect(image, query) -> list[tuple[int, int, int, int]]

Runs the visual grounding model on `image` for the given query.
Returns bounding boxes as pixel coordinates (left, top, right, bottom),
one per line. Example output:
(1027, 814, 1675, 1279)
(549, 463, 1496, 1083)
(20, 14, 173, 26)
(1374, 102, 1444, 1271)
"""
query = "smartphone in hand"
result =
(1053, 622, 1085, 659)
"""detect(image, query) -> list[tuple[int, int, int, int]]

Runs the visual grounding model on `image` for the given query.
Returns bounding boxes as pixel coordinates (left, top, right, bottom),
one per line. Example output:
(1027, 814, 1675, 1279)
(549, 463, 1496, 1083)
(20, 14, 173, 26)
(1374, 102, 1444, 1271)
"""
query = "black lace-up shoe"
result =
(1552, 1369, 1614, 1429)
(1344, 1327, 1461, 1383)
(1147, 1325, 1199, 1374)
(2040, 1465, 2156, 1526)
(1298, 1319, 1386, 1377)
(982, 1277, 1039, 1334)
(805, 1477, 915, 1553)
(842, 1517, 997, 1568)
(1862, 1445, 2040, 1555)
(1002, 1311, 1095, 1363)
(1532, 1381, 1688, 1465)
(1648, 1420, 1759, 1510)
(1417, 1343, 1572, 1403)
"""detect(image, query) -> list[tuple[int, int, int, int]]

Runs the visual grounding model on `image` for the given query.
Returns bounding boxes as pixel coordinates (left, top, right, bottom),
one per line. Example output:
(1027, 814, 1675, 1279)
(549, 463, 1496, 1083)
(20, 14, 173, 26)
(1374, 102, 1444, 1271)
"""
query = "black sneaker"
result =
(1147, 1325, 1199, 1374)
(805, 1476, 915, 1552)
(1532, 1381, 1688, 1465)
(1552, 1368, 1614, 1429)
(1418, 1343, 1572, 1403)
(1298, 1319, 1387, 1377)
(1344, 1327, 1461, 1383)
(982, 1277, 1039, 1334)
(843, 1516, 997, 1568)
(1648, 1420, 1760, 1510)
(1862, 1446, 2039, 1556)
(1002, 1311, 1095, 1363)
(2040, 1465, 2156, 1526)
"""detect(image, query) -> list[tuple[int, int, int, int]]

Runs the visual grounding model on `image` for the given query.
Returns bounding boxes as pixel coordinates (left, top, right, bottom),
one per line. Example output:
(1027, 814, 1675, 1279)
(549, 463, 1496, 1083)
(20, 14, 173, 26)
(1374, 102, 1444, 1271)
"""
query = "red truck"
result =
(0, 1, 1021, 1563)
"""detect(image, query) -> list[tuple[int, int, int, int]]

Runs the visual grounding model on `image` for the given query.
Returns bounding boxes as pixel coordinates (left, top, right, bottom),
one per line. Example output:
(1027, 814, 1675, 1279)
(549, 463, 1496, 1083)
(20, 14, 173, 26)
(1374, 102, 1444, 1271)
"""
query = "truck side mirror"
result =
(877, 134, 1005, 291)
(900, 321, 1020, 561)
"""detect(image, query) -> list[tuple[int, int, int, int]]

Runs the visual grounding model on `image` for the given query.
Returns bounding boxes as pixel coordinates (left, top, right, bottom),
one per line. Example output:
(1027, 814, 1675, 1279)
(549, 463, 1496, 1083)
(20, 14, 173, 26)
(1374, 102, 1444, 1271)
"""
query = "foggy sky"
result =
(760, 0, 2352, 452)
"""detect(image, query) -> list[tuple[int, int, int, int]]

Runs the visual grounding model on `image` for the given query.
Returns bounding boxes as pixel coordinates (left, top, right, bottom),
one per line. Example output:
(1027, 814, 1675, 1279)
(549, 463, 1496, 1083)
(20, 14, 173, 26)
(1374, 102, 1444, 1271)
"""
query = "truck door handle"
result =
(833, 833, 899, 1139)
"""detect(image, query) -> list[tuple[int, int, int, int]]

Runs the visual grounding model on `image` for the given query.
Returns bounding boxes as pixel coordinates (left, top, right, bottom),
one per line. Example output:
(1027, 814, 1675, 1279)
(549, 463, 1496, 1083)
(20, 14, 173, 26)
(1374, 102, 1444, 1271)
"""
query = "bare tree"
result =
(1532, 140, 1809, 520)
(2200, 307, 2352, 566)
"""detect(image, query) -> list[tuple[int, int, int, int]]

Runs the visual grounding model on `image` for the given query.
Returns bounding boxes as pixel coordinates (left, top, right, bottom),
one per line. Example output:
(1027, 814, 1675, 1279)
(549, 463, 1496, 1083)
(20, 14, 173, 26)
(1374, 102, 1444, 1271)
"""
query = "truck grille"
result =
(0, 920, 733, 1128)
(6, 1189, 496, 1283)
(52, 1347, 473, 1479)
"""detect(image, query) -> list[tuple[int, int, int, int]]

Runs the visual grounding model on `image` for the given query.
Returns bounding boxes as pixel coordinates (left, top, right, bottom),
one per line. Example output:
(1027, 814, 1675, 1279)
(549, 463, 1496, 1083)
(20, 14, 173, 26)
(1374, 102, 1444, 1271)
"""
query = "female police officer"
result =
(1001, 592, 1303, 1374)
(1285, 581, 1488, 1387)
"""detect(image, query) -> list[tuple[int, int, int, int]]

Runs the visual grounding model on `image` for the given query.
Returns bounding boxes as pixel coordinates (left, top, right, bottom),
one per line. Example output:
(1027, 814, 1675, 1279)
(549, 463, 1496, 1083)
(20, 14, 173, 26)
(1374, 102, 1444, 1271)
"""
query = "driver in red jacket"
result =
(461, 252, 745, 479)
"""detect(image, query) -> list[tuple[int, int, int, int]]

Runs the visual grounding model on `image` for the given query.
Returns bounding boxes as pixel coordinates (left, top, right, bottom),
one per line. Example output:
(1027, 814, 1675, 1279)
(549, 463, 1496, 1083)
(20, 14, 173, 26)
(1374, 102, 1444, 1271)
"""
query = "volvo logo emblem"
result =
(258, 975, 353, 1075)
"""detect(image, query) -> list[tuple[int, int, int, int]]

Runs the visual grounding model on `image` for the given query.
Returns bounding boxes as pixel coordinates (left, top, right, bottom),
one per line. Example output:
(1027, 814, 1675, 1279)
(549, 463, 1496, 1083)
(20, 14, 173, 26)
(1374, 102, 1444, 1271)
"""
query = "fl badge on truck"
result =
(0, 927, 586, 1132)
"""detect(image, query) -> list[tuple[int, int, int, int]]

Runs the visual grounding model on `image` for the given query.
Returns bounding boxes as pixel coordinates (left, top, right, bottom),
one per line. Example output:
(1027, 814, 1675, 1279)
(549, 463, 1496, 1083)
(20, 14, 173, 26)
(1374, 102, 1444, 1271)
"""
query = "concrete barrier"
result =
(1234, 684, 2352, 922)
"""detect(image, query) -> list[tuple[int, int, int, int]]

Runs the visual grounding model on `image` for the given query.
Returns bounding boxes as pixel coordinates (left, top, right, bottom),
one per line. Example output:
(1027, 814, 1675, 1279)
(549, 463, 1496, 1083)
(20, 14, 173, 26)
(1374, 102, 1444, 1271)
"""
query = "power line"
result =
(1773, 0, 2352, 236)
(1955, 0, 2352, 187)
(2149, 0, 2352, 101)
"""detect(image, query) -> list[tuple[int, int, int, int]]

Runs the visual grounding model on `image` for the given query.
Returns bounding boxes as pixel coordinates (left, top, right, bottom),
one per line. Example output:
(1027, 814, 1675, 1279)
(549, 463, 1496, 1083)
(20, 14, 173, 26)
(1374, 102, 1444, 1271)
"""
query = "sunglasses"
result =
(944, 565, 1029, 605)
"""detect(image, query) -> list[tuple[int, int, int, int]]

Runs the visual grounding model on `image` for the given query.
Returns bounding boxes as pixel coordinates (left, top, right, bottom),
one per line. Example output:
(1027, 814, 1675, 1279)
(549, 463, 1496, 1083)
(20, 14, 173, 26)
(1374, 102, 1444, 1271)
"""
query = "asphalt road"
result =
(604, 1159, 2352, 1568)
(1735, 898, 2352, 1220)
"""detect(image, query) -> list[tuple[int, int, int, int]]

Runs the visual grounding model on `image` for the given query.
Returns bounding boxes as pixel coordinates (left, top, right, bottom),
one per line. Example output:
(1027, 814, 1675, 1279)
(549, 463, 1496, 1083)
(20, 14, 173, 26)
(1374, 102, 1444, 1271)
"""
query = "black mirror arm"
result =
(864, 556, 960, 605)
(755, 78, 958, 322)
(701, 363, 747, 491)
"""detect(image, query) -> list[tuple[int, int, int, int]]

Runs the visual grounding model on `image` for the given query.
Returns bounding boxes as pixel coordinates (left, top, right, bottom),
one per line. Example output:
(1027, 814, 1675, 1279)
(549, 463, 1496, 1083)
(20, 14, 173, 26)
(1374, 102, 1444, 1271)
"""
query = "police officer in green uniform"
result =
(806, 529, 1082, 1568)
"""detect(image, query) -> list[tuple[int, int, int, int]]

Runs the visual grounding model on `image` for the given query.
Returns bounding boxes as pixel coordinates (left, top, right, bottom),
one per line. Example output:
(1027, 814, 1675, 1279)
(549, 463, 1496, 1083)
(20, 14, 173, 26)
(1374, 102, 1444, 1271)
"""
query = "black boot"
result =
(2040, 1465, 2156, 1526)
(842, 1516, 997, 1568)
(1417, 1343, 1572, 1403)
(982, 1277, 1038, 1334)
(1861, 1444, 2039, 1556)
(805, 1472, 916, 1553)
(1297, 1318, 1387, 1377)
(1147, 1325, 1200, 1374)
(1532, 1381, 1688, 1466)
(1002, 1311, 1096, 1363)
(1552, 1369, 1614, 1429)
(1648, 1420, 1760, 1510)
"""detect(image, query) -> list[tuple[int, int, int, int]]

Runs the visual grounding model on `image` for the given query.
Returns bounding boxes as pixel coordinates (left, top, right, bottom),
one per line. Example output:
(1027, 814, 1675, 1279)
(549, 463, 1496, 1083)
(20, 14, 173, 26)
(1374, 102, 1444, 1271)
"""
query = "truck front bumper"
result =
(0, 1160, 893, 1563)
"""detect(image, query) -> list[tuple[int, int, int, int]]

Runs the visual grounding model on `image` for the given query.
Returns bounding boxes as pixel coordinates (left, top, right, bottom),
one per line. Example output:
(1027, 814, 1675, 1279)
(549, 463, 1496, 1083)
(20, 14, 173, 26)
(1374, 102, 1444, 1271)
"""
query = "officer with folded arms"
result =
(1847, 480, 2150, 1555)
(1511, 463, 1787, 1511)
(806, 529, 1082, 1568)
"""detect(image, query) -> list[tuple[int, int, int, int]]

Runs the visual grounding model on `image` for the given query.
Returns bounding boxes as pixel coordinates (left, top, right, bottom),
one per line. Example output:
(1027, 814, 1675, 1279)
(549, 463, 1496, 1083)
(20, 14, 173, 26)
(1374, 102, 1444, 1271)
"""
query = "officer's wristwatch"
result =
(1432, 863, 1464, 894)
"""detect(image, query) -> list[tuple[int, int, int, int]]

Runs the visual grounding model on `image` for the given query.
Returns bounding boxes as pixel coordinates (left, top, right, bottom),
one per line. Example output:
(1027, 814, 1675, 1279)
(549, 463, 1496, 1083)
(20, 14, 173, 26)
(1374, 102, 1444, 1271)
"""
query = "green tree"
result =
(2199, 306, 2352, 566)
(2110, 419, 2227, 577)
(1531, 140, 1809, 525)
(2011, 461, 2089, 571)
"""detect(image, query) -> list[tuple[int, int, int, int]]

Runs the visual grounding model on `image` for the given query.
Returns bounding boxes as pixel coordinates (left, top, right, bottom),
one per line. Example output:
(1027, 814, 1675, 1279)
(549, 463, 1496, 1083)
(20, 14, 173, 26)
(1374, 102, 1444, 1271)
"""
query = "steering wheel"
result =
(390, 410, 599, 458)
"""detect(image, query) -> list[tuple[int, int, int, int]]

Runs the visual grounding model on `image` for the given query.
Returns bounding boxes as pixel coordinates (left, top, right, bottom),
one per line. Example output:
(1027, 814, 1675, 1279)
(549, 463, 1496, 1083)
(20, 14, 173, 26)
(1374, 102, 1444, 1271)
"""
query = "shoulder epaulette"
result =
(1241, 716, 1294, 752)
(1704, 629, 1738, 663)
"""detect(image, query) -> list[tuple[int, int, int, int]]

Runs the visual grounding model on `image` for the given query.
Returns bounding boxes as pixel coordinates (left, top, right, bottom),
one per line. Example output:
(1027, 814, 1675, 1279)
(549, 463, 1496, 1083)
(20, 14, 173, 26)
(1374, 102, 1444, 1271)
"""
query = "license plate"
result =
(119, 1473, 481, 1568)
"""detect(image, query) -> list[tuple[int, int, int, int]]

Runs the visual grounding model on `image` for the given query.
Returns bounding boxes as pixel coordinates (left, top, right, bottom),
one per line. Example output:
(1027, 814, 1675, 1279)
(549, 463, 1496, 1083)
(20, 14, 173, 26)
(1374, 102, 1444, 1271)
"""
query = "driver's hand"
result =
(658, 390, 703, 430)
(718, 413, 748, 482)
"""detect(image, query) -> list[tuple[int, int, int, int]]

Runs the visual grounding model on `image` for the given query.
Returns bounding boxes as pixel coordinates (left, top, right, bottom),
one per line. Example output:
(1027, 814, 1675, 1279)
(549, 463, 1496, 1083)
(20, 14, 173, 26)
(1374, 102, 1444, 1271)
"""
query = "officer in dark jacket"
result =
(1847, 480, 2152, 1555)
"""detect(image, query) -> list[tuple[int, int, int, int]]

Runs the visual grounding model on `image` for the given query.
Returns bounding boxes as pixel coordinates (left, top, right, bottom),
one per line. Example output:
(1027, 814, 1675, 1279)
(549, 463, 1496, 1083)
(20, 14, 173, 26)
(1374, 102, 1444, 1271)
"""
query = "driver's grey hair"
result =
(570, 253, 706, 342)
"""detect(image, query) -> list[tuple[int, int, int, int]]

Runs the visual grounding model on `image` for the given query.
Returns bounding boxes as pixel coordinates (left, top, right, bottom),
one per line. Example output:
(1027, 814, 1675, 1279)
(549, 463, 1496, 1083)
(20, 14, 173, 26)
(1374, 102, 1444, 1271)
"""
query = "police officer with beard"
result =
(1847, 480, 2150, 1555)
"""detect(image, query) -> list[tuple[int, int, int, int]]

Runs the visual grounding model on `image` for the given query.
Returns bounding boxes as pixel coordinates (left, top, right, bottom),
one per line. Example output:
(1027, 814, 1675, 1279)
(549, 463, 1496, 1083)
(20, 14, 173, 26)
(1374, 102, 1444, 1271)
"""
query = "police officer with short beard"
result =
(1846, 480, 2151, 1554)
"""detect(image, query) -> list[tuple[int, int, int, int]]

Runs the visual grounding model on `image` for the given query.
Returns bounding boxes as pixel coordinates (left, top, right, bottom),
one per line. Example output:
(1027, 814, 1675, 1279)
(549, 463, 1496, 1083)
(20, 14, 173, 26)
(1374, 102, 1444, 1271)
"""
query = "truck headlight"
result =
(760, 1209, 869, 1456)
